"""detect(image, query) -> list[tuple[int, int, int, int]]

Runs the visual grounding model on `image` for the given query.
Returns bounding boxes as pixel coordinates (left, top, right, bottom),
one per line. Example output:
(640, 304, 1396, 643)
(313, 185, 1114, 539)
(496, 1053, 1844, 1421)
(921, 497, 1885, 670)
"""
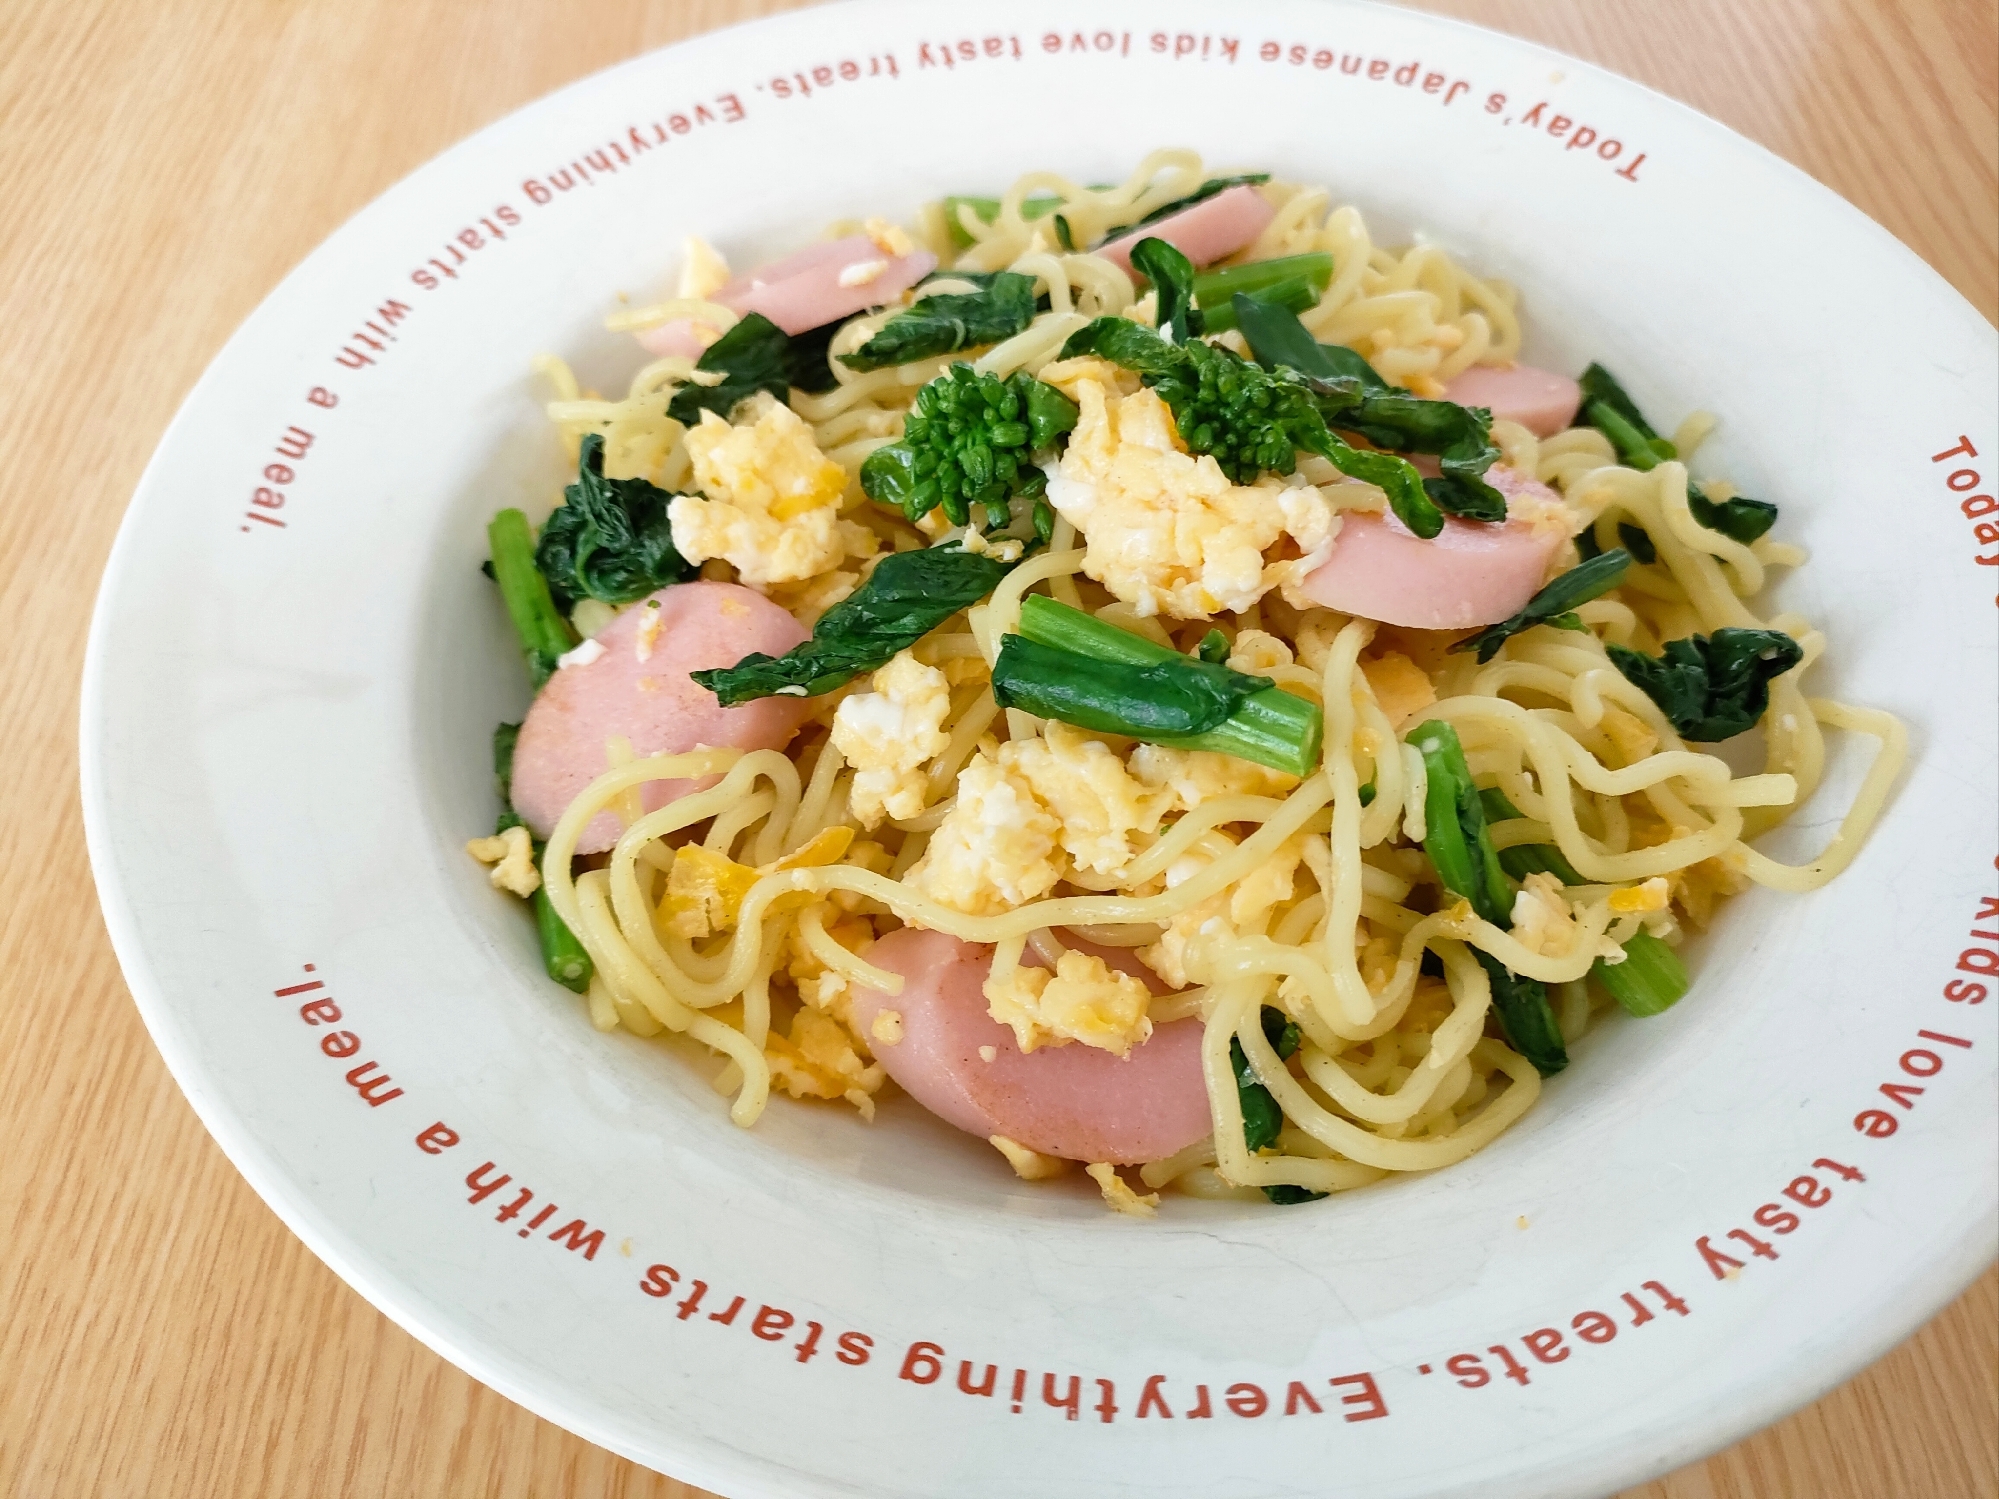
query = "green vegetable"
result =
(1009, 596, 1324, 776)
(1579, 362, 1779, 543)
(1591, 929, 1690, 1017)
(1606, 628, 1803, 742)
(1478, 787, 1586, 885)
(1409, 719, 1566, 1076)
(859, 364, 1078, 527)
(1235, 298, 1503, 521)
(1450, 549, 1632, 665)
(1616, 522, 1657, 564)
(1059, 316, 1446, 537)
(492, 723, 592, 993)
(534, 434, 693, 610)
(487, 508, 575, 690)
(666, 311, 794, 425)
(782, 319, 844, 395)
(1128, 237, 1201, 343)
(1191, 252, 1333, 333)
(1482, 787, 1691, 1020)
(992, 634, 1274, 739)
(692, 545, 1012, 705)
(839, 271, 1040, 371)
(1232, 1004, 1301, 1152)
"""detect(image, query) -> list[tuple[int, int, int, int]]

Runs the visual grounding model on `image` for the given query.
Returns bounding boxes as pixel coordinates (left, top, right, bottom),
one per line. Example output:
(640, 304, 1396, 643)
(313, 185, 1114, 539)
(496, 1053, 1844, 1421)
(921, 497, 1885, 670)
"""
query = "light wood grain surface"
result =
(1, 1, 1993, 1495)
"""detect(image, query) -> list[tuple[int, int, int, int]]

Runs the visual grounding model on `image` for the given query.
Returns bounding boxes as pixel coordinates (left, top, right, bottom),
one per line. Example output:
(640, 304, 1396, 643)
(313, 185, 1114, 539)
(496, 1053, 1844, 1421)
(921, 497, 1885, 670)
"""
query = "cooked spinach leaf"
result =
(1128, 237, 1201, 343)
(1450, 549, 1632, 664)
(691, 546, 1011, 705)
(1233, 1004, 1302, 1154)
(1125, 173, 1271, 232)
(534, 433, 693, 609)
(839, 271, 1039, 371)
(667, 312, 791, 424)
(992, 634, 1273, 739)
(1606, 628, 1803, 741)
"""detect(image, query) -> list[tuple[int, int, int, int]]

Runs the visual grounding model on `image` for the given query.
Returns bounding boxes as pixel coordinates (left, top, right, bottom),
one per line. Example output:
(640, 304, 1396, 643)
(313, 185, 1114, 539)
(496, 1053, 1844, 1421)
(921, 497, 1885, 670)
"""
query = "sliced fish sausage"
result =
(1297, 466, 1568, 630)
(715, 234, 937, 337)
(1443, 363, 1583, 438)
(849, 927, 1212, 1166)
(510, 581, 812, 854)
(1097, 184, 1276, 276)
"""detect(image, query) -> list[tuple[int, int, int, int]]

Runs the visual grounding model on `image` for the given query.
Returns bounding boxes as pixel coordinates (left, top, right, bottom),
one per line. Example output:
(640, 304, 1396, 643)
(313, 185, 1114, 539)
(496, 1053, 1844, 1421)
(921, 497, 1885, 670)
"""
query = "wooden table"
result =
(2, 1, 1992, 1493)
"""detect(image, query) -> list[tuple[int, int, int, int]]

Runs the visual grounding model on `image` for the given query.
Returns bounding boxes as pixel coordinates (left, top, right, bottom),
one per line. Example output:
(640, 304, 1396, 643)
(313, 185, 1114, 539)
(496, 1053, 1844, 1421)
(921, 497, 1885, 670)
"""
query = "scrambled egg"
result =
(465, 824, 540, 897)
(1509, 871, 1582, 957)
(659, 827, 854, 940)
(1128, 743, 1297, 812)
(908, 724, 1168, 915)
(784, 907, 876, 1024)
(765, 1006, 885, 1119)
(831, 652, 952, 828)
(677, 235, 731, 300)
(983, 949, 1153, 1057)
(1039, 365, 1334, 619)
(1085, 1162, 1160, 1217)
(1359, 650, 1438, 730)
(990, 1134, 1067, 1180)
(670, 393, 857, 587)
(1608, 876, 1672, 915)
(1141, 833, 1309, 987)
(1599, 704, 1661, 765)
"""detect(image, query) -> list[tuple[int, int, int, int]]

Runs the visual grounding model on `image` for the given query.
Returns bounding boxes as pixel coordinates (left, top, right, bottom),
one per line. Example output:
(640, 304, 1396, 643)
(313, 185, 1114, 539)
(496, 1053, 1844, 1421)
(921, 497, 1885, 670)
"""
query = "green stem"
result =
(1015, 596, 1323, 776)
(1192, 253, 1333, 332)
(1407, 720, 1511, 926)
(1592, 929, 1689, 1017)
(534, 887, 594, 992)
(488, 509, 574, 689)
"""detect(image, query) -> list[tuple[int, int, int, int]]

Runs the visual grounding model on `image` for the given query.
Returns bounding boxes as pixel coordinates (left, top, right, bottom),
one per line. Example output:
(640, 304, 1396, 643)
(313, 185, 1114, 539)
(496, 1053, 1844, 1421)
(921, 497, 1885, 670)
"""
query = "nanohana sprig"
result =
(859, 364, 1079, 528)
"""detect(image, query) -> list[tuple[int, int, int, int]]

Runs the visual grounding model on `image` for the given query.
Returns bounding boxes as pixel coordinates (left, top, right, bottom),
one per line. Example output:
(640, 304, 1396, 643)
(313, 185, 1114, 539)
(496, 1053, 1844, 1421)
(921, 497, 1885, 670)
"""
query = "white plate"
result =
(81, 2, 1998, 1494)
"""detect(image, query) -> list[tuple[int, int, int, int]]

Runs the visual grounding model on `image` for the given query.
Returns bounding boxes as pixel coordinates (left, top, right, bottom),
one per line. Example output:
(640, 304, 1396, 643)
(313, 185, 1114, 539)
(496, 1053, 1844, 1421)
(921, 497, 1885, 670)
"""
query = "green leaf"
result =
(1231, 1036, 1285, 1154)
(839, 271, 1040, 371)
(992, 635, 1273, 738)
(534, 434, 693, 609)
(782, 318, 844, 395)
(1688, 489, 1779, 543)
(1617, 521, 1657, 564)
(1451, 549, 1632, 664)
(692, 547, 1012, 705)
(1579, 363, 1674, 456)
(1128, 236, 1202, 343)
(1606, 628, 1803, 741)
(1234, 293, 1388, 389)
(493, 722, 520, 803)
(1058, 316, 1191, 377)
(666, 312, 793, 425)
(1262, 1183, 1329, 1205)
(1476, 949, 1568, 1076)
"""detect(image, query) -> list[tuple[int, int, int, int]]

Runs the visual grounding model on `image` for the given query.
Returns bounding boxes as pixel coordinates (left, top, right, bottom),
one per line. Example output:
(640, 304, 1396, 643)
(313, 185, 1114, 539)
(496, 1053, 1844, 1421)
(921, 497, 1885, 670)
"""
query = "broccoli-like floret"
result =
(859, 364, 1078, 527)
(1150, 337, 1332, 484)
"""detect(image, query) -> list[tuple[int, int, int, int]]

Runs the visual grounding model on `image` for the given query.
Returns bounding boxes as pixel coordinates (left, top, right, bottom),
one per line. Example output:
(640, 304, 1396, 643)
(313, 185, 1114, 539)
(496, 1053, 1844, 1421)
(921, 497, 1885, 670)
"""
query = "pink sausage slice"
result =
(1297, 466, 1568, 630)
(715, 234, 937, 336)
(1443, 363, 1582, 438)
(511, 581, 813, 854)
(850, 927, 1211, 1166)
(1097, 184, 1276, 276)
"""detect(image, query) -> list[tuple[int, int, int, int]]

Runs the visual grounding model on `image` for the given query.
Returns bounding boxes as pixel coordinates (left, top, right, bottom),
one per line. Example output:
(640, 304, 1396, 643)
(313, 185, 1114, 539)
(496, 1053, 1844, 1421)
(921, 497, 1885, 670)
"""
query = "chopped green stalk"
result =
(1407, 720, 1511, 927)
(1410, 719, 1567, 1076)
(487, 509, 574, 689)
(1013, 596, 1323, 775)
(535, 890, 593, 992)
(1197, 276, 1318, 335)
(492, 721, 593, 993)
(1192, 252, 1333, 315)
(1478, 787, 1586, 885)
(1579, 363, 1676, 460)
(1592, 929, 1689, 1017)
